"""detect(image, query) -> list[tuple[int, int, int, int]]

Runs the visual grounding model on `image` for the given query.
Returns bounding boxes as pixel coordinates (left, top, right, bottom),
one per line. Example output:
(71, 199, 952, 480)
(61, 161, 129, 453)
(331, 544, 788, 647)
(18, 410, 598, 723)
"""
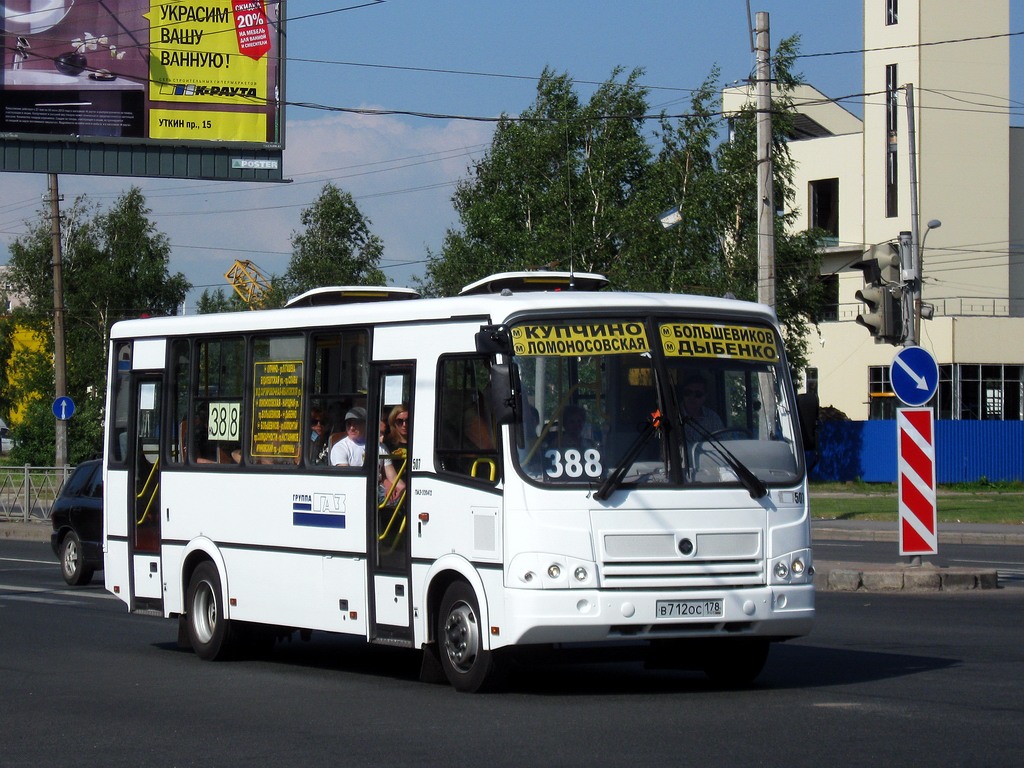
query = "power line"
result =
(796, 29, 1024, 59)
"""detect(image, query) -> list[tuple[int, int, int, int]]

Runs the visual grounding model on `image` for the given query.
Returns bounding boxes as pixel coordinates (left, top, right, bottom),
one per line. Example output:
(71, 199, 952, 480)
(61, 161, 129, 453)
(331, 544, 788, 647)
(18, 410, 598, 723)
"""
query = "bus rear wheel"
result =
(438, 581, 496, 692)
(186, 562, 235, 660)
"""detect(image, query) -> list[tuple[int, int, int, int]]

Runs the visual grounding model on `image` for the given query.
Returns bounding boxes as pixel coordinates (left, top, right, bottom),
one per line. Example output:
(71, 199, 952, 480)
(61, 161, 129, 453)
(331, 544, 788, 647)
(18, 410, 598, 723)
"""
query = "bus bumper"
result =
(496, 584, 814, 647)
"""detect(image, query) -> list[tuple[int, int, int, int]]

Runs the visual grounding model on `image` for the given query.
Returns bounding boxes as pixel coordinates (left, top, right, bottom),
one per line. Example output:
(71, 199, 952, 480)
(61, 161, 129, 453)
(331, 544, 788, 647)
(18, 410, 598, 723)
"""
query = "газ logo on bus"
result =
(291, 493, 346, 529)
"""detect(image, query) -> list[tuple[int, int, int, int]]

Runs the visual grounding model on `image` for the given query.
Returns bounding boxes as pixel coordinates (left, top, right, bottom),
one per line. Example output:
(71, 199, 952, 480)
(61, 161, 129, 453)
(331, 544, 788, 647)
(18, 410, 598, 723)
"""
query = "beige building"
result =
(729, 0, 1023, 421)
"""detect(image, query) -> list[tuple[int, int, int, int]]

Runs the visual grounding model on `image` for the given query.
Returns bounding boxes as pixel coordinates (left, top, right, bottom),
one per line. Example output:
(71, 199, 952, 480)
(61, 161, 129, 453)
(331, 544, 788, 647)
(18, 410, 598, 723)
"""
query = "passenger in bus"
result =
(309, 406, 331, 465)
(463, 400, 494, 451)
(381, 404, 410, 504)
(546, 404, 597, 452)
(384, 404, 410, 460)
(681, 374, 724, 441)
(188, 402, 220, 463)
(330, 407, 368, 467)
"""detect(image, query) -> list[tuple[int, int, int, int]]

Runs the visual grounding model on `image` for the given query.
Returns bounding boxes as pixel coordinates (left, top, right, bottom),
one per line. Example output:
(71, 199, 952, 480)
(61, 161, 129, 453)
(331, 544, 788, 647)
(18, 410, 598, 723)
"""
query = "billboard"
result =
(0, 0, 285, 181)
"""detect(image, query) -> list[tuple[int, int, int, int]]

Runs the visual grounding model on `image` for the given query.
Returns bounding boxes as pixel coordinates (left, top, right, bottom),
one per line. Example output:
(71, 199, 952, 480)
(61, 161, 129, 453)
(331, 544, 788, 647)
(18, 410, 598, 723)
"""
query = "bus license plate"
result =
(656, 599, 723, 619)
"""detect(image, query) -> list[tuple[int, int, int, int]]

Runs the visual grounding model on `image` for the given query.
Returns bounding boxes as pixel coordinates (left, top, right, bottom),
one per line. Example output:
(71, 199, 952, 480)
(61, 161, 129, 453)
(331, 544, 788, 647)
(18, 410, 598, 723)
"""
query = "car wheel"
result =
(59, 531, 94, 586)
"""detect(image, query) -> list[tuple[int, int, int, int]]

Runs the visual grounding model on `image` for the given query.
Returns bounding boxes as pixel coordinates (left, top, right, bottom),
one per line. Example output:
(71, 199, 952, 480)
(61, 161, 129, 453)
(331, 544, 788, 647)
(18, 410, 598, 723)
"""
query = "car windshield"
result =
(510, 316, 802, 490)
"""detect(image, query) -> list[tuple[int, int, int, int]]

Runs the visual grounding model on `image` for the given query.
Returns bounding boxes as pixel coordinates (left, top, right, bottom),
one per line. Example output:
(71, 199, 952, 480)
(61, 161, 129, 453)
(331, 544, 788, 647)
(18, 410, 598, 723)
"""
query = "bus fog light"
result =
(574, 566, 588, 582)
(791, 558, 805, 576)
(522, 571, 535, 583)
(576, 599, 591, 613)
(774, 561, 789, 579)
(547, 564, 561, 579)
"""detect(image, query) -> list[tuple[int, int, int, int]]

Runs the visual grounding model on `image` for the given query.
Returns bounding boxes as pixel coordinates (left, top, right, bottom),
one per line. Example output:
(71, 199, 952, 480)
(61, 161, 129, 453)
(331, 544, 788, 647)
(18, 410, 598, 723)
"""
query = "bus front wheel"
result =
(186, 562, 235, 661)
(438, 581, 495, 692)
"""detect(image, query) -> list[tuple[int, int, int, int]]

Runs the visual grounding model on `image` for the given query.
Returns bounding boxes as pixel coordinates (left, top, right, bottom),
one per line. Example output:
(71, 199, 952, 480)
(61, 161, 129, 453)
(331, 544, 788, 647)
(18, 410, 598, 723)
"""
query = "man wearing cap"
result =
(331, 406, 368, 467)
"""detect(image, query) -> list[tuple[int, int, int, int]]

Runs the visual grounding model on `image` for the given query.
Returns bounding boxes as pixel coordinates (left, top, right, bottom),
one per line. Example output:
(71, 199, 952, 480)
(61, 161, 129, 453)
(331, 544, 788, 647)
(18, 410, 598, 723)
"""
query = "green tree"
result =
(281, 183, 386, 299)
(197, 287, 248, 314)
(423, 67, 657, 296)
(3, 187, 190, 464)
(425, 43, 825, 374)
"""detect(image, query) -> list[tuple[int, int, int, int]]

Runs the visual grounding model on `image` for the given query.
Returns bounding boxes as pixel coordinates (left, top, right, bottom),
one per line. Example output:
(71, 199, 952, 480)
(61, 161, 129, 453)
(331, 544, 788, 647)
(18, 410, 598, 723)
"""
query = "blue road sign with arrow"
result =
(890, 346, 939, 406)
(53, 396, 76, 421)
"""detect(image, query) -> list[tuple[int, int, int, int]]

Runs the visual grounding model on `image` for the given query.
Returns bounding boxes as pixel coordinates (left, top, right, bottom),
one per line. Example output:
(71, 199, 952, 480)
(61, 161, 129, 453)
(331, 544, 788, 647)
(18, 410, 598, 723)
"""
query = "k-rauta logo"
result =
(169, 84, 259, 99)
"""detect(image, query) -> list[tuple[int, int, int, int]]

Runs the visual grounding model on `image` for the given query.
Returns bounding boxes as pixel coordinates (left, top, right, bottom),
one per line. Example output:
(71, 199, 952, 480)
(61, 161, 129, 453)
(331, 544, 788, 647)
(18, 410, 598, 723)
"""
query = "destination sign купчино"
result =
(511, 323, 650, 356)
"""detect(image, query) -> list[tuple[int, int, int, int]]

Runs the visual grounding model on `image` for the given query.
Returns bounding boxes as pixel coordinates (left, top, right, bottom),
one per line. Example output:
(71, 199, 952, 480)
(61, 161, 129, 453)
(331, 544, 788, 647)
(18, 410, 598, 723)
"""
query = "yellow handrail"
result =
(470, 457, 497, 482)
(135, 459, 160, 525)
(377, 457, 407, 552)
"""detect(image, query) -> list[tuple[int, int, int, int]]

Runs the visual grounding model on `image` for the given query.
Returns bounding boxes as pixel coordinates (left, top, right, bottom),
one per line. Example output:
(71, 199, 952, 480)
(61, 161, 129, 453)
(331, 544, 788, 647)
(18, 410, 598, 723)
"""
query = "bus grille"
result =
(598, 559, 765, 589)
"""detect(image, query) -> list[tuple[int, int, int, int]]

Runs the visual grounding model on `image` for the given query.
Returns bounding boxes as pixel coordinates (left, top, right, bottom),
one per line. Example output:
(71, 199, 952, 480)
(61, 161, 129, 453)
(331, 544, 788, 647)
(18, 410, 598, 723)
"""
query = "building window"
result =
(937, 364, 954, 419)
(805, 367, 819, 396)
(959, 364, 1024, 420)
(810, 178, 839, 244)
(928, 364, 1020, 421)
(885, 64, 899, 218)
(868, 365, 897, 419)
(886, 0, 898, 25)
(816, 274, 839, 322)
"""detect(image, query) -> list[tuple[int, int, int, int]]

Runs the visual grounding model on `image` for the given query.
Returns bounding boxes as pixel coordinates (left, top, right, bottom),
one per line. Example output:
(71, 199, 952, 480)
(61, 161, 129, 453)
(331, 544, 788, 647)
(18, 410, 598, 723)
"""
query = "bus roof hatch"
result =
(459, 271, 609, 296)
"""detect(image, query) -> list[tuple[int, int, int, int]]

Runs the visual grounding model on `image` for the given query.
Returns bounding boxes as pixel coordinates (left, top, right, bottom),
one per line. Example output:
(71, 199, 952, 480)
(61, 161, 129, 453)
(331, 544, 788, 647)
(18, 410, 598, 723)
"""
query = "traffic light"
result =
(852, 244, 904, 344)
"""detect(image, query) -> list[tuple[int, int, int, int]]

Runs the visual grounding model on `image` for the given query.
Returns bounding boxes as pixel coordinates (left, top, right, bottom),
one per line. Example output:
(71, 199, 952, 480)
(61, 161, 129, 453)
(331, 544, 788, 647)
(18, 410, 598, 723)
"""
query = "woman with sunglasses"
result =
(308, 407, 332, 465)
(384, 404, 410, 460)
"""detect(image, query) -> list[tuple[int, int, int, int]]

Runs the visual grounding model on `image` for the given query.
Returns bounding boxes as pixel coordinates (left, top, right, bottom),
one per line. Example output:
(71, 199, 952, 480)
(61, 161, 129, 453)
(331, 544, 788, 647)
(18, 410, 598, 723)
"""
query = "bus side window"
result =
(436, 356, 500, 483)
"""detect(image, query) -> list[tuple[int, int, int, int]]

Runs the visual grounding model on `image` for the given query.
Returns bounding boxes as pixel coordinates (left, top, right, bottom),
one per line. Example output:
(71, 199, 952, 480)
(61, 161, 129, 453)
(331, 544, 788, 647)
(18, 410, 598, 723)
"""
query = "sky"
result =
(1, 0, 1021, 310)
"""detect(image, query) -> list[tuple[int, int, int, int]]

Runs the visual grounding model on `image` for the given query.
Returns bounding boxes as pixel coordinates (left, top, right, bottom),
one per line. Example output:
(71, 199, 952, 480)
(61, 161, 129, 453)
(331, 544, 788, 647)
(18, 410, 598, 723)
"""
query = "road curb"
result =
(813, 526, 1024, 546)
(814, 561, 1000, 592)
(1, 522, 50, 542)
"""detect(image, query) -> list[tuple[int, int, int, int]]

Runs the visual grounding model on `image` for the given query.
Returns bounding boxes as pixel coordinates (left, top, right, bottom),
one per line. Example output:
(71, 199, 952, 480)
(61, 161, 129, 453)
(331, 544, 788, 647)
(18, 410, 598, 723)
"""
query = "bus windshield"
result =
(510, 316, 802, 490)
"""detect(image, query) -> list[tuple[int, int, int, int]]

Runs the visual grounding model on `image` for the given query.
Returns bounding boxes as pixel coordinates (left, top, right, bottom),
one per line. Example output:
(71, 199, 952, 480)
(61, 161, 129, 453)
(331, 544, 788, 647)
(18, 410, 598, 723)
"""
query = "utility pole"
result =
(905, 83, 921, 347)
(47, 173, 68, 468)
(755, 11, 775, 308)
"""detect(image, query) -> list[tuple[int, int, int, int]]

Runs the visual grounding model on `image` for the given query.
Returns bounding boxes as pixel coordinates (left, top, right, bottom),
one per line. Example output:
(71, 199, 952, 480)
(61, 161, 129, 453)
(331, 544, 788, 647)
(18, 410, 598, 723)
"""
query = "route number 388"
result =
(544, 448, 603, 479)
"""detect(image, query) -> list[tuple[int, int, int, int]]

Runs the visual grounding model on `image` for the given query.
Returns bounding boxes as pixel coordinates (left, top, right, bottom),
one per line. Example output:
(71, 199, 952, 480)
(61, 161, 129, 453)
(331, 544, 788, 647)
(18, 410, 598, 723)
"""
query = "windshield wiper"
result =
(682, 416, 767, 500)
(594, 410, 662, 501)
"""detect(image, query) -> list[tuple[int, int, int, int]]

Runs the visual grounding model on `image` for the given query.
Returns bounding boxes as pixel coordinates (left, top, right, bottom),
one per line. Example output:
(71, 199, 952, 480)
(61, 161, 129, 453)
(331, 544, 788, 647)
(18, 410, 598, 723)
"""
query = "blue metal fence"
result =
(810, 421, 1024, 483)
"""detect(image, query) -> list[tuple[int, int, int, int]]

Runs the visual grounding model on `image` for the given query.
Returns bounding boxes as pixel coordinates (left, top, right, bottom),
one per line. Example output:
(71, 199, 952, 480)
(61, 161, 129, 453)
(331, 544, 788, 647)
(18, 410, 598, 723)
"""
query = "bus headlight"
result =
(769, 549, 814, 585)
(509, 554, 597, 589)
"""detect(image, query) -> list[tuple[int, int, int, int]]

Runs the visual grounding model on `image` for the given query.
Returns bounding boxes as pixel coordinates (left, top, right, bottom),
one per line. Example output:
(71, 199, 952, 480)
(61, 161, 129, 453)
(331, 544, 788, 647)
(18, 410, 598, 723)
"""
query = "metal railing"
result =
(0, 466, 72, 523)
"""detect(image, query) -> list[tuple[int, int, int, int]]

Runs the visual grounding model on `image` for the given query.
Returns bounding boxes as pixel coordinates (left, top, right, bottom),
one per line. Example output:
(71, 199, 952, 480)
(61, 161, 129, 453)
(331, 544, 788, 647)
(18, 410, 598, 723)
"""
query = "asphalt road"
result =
(2, 538, 1023, 767)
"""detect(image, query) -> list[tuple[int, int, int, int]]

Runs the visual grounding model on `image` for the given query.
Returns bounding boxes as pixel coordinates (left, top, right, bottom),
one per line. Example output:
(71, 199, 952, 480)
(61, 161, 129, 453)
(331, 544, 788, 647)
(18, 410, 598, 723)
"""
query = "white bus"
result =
(103, 272, 818, 691)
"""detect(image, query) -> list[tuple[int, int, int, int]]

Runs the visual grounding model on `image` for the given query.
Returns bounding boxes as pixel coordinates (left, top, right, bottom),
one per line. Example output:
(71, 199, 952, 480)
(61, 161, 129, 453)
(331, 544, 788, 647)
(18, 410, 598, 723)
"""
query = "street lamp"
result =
(915, 219, 942, 342)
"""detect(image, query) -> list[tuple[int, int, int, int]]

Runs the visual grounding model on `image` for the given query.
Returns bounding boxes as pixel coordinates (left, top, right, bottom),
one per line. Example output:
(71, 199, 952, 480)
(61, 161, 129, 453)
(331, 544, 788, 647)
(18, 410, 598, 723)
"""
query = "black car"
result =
(50, 459, 103, 586)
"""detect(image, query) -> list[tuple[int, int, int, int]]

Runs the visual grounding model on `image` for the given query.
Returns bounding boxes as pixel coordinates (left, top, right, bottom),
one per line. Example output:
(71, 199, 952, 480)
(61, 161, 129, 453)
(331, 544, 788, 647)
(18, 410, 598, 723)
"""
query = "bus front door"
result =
(368, 365, 413, 646)
(130, 376, 163, 611)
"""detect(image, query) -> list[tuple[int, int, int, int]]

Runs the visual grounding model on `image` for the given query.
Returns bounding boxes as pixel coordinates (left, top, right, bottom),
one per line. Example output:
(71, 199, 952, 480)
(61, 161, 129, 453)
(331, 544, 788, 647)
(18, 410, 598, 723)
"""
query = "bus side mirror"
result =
(796, 392, 819, 451)
(488, 364, 516, 425)
(475, 325, 511, 355)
